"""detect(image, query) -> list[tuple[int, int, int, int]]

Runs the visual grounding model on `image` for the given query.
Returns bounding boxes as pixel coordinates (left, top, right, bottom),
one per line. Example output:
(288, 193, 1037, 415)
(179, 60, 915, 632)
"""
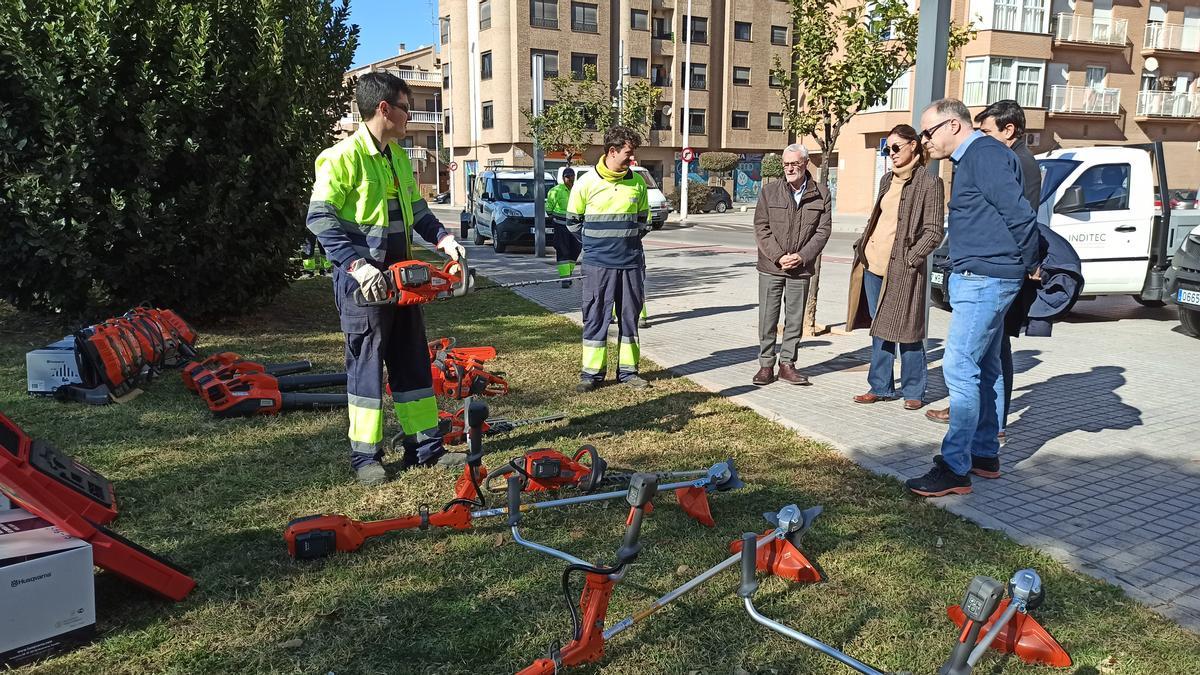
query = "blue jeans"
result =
(862, 270, 927, 400)
(940, 272, 1022, 475)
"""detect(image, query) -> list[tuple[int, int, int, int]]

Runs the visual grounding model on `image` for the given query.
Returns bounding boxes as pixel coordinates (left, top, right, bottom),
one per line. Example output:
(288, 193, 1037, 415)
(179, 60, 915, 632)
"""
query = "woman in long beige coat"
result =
(846, 124, 944, 409)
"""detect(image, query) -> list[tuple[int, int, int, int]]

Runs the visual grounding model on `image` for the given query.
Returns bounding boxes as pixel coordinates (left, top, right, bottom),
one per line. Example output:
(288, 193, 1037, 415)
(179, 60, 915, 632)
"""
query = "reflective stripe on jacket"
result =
(306, 125, 447, 267)
(565, 164, 649, 269)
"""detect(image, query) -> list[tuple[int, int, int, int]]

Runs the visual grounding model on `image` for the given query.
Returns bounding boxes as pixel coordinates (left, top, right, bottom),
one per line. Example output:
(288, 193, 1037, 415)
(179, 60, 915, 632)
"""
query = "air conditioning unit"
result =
(1026, 132, 1041, 147)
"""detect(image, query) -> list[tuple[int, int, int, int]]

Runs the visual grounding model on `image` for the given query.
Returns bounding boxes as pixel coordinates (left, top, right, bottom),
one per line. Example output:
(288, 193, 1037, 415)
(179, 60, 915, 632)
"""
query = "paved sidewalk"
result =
(447, 223, 1200, 631)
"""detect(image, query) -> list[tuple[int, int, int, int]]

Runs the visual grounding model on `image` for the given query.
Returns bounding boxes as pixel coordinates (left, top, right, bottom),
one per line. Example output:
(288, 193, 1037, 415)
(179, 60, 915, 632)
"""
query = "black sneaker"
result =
(970, 455, 1001, 479)
(576, 380, 597, 393)
(905, 456, 972, 497)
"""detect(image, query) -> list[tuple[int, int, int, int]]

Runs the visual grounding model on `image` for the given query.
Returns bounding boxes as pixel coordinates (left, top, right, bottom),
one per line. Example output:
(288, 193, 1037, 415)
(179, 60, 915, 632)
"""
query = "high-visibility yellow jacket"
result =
(545, 183, 571, 217)
(306, 125, 447, 268)
(566, 160, 649, 269)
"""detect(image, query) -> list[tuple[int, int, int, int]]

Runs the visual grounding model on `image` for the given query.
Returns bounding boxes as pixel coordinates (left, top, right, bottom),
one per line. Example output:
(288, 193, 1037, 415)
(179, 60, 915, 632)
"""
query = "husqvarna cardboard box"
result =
(0, 508, 95, 668)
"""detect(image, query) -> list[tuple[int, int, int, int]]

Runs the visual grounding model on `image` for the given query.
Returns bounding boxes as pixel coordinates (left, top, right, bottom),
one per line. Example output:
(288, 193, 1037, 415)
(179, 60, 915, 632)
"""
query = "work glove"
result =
(349, 259, 388, 303)
(437, 234, 466, 261)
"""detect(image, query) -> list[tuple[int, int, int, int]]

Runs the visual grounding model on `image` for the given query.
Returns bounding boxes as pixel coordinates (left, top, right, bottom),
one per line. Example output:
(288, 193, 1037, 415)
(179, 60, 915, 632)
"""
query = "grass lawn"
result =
(2, 276, 1197, 675)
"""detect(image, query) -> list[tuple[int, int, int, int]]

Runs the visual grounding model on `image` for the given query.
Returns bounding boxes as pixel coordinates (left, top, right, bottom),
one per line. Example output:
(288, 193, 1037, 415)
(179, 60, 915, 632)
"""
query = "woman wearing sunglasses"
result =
(845, 124, 944, 410)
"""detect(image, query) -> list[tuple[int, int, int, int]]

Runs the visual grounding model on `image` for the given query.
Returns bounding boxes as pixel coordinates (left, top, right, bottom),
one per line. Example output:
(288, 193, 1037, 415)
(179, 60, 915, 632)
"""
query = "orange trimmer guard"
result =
(730, 530, 825, 584)
(674, 486, 715, 527)
(947, 598, 1072, 668)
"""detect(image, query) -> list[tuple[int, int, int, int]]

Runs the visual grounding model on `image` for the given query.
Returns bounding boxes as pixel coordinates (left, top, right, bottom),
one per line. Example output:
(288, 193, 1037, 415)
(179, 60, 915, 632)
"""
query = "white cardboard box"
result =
(26, 336, 82, 396)
(0, 508, 95, 668)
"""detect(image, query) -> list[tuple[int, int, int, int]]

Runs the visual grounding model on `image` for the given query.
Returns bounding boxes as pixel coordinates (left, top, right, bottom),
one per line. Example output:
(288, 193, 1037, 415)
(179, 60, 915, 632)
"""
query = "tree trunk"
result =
(802, 126, 838, 336)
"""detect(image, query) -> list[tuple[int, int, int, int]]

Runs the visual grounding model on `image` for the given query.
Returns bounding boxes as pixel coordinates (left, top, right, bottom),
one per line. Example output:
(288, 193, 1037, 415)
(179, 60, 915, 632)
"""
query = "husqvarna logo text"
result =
(12, 571, 52, 587)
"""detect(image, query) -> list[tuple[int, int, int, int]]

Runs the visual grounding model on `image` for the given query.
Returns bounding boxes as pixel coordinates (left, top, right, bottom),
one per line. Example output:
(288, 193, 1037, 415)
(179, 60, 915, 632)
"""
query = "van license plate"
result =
(930, 272, 944, 287)
(1179, 288, 1200, 307)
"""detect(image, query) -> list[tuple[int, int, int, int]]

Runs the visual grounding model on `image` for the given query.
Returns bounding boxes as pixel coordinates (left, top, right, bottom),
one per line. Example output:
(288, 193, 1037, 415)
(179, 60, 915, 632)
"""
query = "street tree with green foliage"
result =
(523, 64, 661, 163)
(761, 153, 784, 183)
(0, 0, 357, 319)
(771, 0, 974, 184)
(770, 0, 973, 332)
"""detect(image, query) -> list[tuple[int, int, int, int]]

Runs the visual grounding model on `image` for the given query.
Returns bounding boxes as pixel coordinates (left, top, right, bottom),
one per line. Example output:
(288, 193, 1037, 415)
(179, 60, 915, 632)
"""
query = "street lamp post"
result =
(679, 0, 693, 224)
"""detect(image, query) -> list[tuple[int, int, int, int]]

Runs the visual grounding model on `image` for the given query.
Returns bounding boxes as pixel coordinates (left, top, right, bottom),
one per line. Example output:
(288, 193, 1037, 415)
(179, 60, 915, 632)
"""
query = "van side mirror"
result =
(479, 192, 491, 201)
(1054, 185, 1086, 214)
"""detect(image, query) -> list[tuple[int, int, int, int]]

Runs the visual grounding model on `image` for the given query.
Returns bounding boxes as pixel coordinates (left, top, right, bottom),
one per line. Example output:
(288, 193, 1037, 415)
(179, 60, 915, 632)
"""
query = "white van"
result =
(557, 165, 671, 230)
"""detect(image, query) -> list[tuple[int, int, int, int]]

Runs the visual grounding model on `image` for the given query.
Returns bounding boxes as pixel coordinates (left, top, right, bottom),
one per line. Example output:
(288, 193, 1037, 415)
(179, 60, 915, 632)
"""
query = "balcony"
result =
(652, 0, 674, 9)
(405, 147, 429, 162)
(1143, 23, 1200, 54)
(530, 17, 558, 29)
(408, 111, 442, 125)
(1052, 14, 1127, 47)
(1135, 90, 1200, 119)
(687, 76, 707, 90)
(572, 21, 599, 34)
(1047, 85, 1120, 116)
(392, 69, 441, 86)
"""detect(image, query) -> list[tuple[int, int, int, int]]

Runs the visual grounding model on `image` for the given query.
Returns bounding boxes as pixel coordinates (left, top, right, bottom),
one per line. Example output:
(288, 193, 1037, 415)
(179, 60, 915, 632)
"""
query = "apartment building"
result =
(339, 44, 448, 198)
(440, 0, 800, 205)
(441, 0, 1199, 214)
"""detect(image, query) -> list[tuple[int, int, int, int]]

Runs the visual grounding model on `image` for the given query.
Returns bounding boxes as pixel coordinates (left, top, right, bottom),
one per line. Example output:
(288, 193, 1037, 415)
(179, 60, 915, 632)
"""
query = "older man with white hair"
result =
(751, 143, 832, 386)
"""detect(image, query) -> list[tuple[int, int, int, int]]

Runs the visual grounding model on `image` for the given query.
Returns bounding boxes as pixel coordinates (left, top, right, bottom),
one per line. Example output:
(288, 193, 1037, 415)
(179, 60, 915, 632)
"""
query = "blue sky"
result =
(348, 0, 440, 68)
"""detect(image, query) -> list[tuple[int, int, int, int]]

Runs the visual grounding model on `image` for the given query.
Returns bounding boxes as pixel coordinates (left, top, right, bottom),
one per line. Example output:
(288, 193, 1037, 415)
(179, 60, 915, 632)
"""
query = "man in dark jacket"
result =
(906, 99, 1038, 498)
(752, 143, 832, 386)
(927, 100, 1043, 438)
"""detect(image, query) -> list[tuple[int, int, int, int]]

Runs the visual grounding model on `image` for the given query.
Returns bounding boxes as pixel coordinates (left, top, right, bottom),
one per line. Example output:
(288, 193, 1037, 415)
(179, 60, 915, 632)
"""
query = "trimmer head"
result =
(705, 458, 745, 493)
(730, 504, 826, 583)
(947, 598, 1072, 668)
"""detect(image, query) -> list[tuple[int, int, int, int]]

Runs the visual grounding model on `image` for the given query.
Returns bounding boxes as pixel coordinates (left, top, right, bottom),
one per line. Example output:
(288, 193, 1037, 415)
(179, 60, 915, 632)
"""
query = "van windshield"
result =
(635, 169, 659, 189)
(494, 179, 556, 202)
(1037, 159, 1082, 206)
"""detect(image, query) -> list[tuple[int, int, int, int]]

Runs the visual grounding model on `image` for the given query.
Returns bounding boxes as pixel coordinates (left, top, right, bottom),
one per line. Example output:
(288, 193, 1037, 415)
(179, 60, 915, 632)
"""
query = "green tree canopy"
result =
(0, 0, 357, 318)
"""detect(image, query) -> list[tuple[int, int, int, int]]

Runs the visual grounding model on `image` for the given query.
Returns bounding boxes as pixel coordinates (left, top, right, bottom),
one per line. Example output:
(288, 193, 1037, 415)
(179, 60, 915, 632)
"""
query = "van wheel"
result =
(1132, 295, 1166, 308)
(472, 223, 485, 246)
(492, 236, 507, 254)
(651, 222, 664, 230)
(1181, 307, 1200, 338)
(930, 287, 951, 311)
(715, 201, 729, 213)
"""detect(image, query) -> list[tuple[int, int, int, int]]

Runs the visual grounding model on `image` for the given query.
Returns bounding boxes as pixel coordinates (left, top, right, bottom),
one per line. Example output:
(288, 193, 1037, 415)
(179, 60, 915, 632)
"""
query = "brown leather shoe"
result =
(925, 407, 950, 424)
(853, 392, 893, 403)
(904, 399, 925, 410)
(752, 366, 776, 386)
(777, 363, 811, 385)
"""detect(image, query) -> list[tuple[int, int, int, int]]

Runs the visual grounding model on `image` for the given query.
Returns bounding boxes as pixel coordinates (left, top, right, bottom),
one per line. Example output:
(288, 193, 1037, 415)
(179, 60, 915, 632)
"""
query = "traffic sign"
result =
(448, 161, 458, 172)
(681, 147, 695, 163)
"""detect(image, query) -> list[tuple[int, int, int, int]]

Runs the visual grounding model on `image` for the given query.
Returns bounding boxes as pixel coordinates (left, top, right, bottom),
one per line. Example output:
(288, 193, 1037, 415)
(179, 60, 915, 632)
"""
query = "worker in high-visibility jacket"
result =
(546, 167, 580, 287)
(566, 126, 651, 392)
(306, 72, 466, 485)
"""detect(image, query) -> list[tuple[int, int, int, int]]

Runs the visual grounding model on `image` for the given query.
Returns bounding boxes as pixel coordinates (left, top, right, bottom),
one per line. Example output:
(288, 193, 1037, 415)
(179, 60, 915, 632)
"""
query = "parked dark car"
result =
(702, 187, 733, 213)
(434, 191, 451, 204)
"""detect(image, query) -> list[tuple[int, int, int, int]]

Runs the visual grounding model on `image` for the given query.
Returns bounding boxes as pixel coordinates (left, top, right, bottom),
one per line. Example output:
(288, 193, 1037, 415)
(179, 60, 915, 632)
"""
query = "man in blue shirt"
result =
(906, 99, 1039, 497)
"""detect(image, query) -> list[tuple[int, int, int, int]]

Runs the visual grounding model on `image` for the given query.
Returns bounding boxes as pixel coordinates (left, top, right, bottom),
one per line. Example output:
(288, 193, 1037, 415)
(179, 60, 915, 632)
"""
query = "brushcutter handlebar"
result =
(616, 473, 657, 565)
(737, 533, 759, 599)
(465, 399, 488, 465)
(507, 475, 523, 527)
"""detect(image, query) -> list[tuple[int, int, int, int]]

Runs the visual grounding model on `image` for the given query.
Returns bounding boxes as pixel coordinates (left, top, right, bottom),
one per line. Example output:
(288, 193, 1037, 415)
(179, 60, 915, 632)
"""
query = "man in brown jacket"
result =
(752, 144, 832, 386)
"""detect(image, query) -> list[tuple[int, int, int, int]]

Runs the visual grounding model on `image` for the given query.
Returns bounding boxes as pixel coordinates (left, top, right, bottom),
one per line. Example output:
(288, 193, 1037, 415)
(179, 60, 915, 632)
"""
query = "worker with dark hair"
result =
(307, 71, 466, 485)
(567, 125, 651, 392)
(547, 167, 579, 287)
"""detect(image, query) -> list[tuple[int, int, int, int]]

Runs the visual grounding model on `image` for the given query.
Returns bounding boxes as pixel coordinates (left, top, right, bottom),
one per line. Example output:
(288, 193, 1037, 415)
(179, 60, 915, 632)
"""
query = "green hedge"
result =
(0, 0, 357, 318)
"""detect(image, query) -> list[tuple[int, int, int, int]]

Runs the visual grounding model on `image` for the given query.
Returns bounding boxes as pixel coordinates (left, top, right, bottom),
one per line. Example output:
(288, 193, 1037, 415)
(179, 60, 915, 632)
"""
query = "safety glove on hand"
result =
(349, 259, 388, 303)
(437, 235, 467, 261)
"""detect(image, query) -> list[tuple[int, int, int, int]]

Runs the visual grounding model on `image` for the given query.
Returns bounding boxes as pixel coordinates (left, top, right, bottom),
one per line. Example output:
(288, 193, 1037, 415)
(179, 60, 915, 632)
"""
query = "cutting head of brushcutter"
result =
(1008, 569, 1044, 612)
(703, 459, 745, 493)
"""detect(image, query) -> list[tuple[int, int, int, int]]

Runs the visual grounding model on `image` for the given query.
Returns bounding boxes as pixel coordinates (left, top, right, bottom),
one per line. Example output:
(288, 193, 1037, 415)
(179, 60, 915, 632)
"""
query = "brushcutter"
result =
(431, 357, 509, 399)
(284, 399, 746, 559)
(285, 458, 744, 560)
(736, 535, 1071, 674)
(515, 503, 825, 674)
(181, 353, 314, 392)
(199, 371, 348, 418)
(437, 408, 567, 445)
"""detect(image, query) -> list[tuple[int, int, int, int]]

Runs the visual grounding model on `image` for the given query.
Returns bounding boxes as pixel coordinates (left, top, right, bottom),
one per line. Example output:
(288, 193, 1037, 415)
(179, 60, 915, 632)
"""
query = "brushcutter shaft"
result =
(604, 530, 784, 640)
(470, 476, 708, 520)
(967, 602, 1021, 667)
